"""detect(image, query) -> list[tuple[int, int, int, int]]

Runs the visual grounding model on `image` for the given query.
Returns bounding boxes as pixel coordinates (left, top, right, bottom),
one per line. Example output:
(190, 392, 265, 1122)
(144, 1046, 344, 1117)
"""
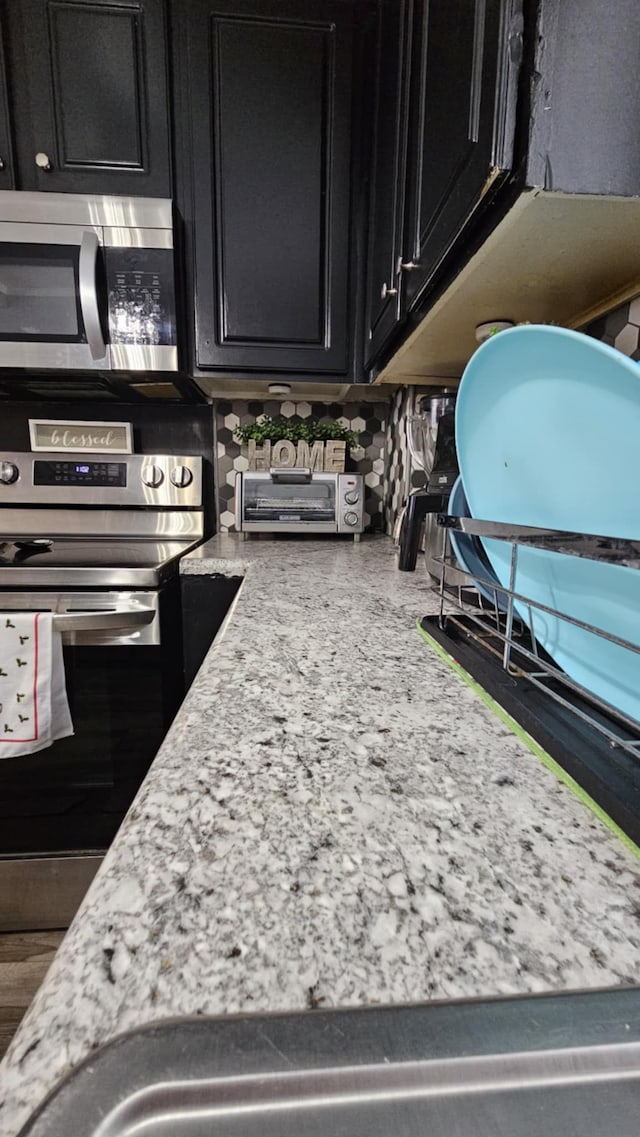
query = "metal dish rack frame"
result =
(433, 515, 640, 759)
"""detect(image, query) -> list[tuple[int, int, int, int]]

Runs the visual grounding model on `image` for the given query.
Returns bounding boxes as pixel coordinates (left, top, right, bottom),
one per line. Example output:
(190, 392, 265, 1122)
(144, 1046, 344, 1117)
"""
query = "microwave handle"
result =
(79, 230, 107, 362)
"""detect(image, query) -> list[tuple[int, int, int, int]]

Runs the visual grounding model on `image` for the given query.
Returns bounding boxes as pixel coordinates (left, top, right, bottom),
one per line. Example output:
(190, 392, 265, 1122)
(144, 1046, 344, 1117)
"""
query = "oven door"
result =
(0, 222, 109, 369)
(0, 587, 182, 930)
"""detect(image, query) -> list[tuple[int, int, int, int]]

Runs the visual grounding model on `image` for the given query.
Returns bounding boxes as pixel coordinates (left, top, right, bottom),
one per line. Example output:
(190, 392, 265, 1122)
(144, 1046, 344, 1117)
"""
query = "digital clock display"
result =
(34, 460, 127, 487)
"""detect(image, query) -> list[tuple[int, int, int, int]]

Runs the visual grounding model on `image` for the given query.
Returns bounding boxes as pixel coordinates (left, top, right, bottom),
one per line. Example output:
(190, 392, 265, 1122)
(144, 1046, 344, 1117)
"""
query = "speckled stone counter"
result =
(1, 534, 639, 1136)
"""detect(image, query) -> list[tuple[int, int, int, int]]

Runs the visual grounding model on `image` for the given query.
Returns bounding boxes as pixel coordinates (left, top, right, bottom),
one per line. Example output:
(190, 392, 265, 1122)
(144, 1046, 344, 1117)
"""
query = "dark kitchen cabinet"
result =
(402, 0, 520, 314)
(178, 0, 356, 375)
(365, 0, 640, 384)
(365, 0, 521, 364)
(0, 16, 14, 189)
(4, 0, 171, 196)
(364, 0, 413, 370)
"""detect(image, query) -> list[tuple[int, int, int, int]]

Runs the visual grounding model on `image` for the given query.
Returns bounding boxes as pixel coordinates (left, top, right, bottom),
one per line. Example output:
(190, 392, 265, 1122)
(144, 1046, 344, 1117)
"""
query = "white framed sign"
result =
(29, 420, 133, 454)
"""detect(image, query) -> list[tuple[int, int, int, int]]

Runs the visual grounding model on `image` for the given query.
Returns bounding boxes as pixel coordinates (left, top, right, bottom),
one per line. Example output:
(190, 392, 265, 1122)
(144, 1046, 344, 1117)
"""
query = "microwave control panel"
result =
(105, 248, 176, 347)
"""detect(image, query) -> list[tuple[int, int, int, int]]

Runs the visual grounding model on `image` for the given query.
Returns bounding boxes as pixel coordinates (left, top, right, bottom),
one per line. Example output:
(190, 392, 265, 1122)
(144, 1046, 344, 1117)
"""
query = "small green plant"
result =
(234, 416, 359, 449)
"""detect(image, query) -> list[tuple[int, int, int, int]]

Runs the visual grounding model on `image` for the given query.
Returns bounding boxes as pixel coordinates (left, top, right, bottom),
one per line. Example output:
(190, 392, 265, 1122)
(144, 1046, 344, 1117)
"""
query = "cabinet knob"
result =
(35, 151, 52, 171)
(399, 260, 419, 271)
(381, 282, 398, 299)
(0, 157, 5, 171)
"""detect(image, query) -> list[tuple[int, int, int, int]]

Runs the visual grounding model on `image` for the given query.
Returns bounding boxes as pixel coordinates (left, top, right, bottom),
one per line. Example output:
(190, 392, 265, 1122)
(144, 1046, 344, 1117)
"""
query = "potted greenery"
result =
(234, 416, 359, 472)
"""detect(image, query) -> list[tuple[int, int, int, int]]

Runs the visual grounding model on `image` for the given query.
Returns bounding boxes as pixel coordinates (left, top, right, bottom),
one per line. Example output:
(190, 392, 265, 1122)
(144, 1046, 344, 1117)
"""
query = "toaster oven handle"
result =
(269, 467, 312, 483)
(79, 230, 107, 363)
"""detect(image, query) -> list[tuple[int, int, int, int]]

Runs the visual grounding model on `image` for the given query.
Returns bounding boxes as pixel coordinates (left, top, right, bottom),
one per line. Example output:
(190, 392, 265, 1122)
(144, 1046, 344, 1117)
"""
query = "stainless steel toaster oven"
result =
(236, 469, 364, 537)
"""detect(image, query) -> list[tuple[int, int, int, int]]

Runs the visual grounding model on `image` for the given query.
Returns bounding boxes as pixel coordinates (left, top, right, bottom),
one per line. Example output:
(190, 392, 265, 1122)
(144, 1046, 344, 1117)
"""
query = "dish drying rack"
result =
(422, 515, 640, 844)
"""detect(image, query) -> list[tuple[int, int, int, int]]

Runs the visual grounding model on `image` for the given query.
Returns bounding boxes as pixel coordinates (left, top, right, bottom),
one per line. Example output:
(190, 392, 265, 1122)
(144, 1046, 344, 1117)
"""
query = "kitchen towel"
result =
(0, 612, 73, 758)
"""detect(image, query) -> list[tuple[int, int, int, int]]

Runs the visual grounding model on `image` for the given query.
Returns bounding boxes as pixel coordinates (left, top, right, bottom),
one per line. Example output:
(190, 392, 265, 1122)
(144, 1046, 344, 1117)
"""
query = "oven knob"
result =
(0, 461, 19, 485)
(170, 465, 193, 488)
(344, 511, 359, 527)
(344, 489, 360, 505)
(141, 464, 164, 488)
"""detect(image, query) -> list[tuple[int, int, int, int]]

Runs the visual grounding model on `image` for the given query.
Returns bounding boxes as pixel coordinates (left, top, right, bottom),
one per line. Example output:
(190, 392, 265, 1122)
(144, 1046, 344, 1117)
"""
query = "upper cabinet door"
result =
(0, 16, 15, 190)
(364, 0, 413, 370)
(403, 0, 521, 313)
(8, 0, 171, 196)
(185, 0, 354, 374)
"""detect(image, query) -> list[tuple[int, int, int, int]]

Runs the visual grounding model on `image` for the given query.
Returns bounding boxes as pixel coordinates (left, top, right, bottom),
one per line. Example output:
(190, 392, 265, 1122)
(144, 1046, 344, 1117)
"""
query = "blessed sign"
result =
(29, 420, 133, 454)
(247, 438, 346, 472)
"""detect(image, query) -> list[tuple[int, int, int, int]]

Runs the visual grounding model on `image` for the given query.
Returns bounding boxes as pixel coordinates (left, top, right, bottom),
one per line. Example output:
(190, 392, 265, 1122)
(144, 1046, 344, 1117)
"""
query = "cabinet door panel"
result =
(0, 17, 15, 189)
(404, 0, 519, 312)
(188, 0, 353, 374)
(364, 0, 413, 369)
(50, 4, 145, 169)
(217, 20, 324, 345)
(12, 0, 170, 196)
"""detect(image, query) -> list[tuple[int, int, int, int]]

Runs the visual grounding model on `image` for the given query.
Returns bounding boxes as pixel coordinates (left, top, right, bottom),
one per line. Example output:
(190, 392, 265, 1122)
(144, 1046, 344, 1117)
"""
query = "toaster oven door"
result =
(239, 472, 338, 531)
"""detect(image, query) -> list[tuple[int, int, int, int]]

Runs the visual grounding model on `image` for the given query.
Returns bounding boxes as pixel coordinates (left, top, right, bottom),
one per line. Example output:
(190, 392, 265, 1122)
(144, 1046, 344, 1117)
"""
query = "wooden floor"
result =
(0, 931, 65, 1059)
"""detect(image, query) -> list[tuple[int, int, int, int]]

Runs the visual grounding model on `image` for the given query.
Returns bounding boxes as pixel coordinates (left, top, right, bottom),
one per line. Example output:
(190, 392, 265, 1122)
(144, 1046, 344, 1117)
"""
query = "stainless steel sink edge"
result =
(93, 1041, 640, 1137)
(18, 985, 640, 1137)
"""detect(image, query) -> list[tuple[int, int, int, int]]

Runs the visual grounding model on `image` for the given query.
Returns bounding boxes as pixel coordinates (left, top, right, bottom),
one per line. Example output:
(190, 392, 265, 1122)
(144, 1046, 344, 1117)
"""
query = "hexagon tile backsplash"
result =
(583, 293, 640, 358)
(214, 399, 388, 532)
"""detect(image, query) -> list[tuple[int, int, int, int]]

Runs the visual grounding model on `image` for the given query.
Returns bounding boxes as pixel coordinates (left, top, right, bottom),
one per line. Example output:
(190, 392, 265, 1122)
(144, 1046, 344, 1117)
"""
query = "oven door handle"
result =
(79, 230, 108, 363)
(53, 607, 155, 639)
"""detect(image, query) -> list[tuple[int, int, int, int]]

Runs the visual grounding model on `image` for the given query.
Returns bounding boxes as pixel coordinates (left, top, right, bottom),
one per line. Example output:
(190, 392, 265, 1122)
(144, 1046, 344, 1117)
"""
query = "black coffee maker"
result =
(398, 389, 459, 572)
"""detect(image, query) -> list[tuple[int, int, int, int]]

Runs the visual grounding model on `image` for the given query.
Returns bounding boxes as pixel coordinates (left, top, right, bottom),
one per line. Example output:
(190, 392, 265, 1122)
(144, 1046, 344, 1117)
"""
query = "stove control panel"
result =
(0, 453, 203, 508)
(34, 460, 127, 487)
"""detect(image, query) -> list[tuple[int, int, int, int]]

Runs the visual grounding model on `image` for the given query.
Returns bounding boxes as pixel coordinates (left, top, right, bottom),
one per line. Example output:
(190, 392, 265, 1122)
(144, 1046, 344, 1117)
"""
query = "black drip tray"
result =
(419, 614, 640, 848)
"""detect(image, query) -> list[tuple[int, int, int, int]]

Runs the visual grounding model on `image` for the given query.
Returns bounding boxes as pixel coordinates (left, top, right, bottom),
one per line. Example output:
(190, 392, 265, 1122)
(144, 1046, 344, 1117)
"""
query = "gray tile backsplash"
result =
(214, 399, 388, 532)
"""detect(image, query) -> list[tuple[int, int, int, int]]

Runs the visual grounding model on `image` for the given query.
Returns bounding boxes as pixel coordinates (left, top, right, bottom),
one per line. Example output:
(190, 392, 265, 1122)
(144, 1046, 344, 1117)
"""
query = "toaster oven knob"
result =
(170, 465, 193, 488)
(344, 511, 359, 527)
(0, 461, 19, 485)
(344, 489, 360, 505)
(141, 464, 164, 488)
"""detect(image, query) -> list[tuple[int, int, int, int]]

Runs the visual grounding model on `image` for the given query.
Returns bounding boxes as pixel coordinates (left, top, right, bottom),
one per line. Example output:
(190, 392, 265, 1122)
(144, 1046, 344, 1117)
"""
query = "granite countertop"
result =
(1, 534, 639, 1135)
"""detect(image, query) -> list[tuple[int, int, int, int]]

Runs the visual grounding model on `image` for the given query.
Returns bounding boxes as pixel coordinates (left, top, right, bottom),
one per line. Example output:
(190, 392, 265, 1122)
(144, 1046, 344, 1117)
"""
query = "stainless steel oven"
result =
(0, 191, 177, 371)
(0, 452, 203, 930)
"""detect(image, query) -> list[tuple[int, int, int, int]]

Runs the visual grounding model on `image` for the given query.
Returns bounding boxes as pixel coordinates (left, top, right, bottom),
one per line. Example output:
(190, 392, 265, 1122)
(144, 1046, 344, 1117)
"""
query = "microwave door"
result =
(0, 222, 110, 370)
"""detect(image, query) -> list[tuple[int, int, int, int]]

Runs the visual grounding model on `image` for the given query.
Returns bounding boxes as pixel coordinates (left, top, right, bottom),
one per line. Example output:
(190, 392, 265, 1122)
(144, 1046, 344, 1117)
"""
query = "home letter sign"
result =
(271, 440, 297, 468)
(296, 440, 325, 471)
(247, 439, 346, 472)
(247, 439, 272, 470)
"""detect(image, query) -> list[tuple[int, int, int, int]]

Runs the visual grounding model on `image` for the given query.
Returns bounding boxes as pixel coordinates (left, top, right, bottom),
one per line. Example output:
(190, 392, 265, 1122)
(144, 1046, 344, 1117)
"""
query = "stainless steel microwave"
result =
(0, 191, 177, 371)
(236, 469, 365, 538)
